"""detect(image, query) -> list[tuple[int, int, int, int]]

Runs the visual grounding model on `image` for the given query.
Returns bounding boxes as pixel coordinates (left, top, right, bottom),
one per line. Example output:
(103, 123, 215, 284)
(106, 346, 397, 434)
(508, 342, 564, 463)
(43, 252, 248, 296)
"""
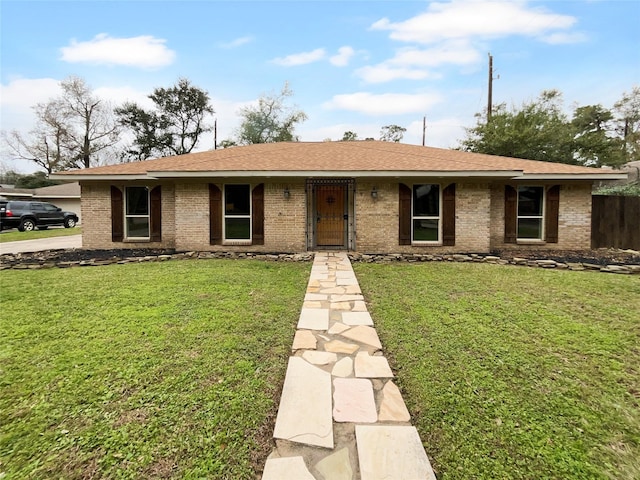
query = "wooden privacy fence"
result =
(591, 195, 640, 250)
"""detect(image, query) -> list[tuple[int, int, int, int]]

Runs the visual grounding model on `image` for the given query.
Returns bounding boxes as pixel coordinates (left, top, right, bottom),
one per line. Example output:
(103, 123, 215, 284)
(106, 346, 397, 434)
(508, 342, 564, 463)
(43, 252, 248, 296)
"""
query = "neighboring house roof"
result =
(34, 182, 81, 198)
(0, 186, 34, 198)
(51, 141, 628, 181)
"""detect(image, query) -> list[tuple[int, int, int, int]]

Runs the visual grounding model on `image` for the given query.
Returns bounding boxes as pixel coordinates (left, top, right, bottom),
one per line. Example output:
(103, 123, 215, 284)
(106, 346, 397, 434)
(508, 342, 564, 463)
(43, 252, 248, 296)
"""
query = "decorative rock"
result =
(331, 357, 353, 377)
(292, 330, 317, 350)
(354, 352, 394, 378)
(302, 351, 338, 365)
(315, 447, 353, 480)
(273, 357, 333, 448)
(262, 456, 315, 480)
(356, 425, 436, 480)
(378, 381, 411, 422)
(333, 378, 377, 423)
(325, 339, 359, 354)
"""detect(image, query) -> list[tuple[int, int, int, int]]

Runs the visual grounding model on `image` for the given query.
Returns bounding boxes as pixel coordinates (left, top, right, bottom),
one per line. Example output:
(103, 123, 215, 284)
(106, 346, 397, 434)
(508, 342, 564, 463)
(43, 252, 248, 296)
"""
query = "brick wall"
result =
(81, 182, 175, 249)
(355, 181, 492, 254)
(81, 179, 592, 253)
(489, 183, 592, 251)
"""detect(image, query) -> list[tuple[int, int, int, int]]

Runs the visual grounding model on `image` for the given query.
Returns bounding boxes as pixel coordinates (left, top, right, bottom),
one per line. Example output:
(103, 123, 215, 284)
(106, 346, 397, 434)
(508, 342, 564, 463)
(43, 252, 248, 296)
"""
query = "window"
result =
(412, 184, 440, 242)
(224, 184, 251, 241)
(517, 186, 544, 240)
(125, 186, 150, 239)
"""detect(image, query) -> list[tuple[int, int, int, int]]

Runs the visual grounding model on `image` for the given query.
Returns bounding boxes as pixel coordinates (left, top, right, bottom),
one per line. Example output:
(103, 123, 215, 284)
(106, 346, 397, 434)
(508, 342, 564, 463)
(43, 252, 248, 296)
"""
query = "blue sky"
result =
(1, 0, 639, 173)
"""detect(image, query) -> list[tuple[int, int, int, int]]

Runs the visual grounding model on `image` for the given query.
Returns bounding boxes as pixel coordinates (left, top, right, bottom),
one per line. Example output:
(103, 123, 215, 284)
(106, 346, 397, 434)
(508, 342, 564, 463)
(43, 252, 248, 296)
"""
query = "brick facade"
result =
(80, 179, 593, 253)
(489, 183, 592, 251)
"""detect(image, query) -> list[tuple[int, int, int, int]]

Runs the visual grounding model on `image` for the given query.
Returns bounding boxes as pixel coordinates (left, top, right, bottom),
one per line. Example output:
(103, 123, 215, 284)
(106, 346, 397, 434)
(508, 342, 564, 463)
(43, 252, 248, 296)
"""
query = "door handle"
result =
(317, 215, 321, 223)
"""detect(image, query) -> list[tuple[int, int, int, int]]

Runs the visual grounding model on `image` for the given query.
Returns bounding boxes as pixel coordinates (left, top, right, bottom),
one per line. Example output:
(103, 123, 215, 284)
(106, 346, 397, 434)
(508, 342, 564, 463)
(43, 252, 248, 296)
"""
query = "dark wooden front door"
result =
(316, 185, 346, 247)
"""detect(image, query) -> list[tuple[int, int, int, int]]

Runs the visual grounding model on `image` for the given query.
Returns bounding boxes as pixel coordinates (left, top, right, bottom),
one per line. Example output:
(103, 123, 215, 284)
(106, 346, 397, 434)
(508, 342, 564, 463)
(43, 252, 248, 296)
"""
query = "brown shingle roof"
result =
(53, 141, 626, 179)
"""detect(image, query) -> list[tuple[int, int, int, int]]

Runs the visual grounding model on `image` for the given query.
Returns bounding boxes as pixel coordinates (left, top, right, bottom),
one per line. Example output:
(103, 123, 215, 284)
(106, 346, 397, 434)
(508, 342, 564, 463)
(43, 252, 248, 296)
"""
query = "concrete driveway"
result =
(0, 234, 82, 255)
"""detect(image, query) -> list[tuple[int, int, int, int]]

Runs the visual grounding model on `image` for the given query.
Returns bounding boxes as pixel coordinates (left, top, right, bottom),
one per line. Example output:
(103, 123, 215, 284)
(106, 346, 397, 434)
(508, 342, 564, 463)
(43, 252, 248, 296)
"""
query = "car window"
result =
(44, 204, 59, 212)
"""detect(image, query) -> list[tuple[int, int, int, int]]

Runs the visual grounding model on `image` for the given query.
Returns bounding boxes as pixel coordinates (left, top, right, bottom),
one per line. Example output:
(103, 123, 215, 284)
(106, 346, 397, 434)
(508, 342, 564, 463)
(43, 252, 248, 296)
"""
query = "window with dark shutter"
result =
(209, 184, 222, 245)
(442, 183, 456, 246)
(252, 183, 264, 245)
(399, 183, 411, 245)
(111, 186, 124, 242)
(545, 185, 560, 243)
(504, 185, 517, 243)
(150, 186, 162, 242)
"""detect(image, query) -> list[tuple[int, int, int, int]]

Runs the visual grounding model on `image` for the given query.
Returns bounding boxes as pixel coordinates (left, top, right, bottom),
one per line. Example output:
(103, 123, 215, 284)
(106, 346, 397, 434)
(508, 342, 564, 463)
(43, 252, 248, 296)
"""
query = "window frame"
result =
(516, 185, 545, 241)
(411, 183, 442, 244)
(124, 186, 151, 240)
(223, 183, 252, 244)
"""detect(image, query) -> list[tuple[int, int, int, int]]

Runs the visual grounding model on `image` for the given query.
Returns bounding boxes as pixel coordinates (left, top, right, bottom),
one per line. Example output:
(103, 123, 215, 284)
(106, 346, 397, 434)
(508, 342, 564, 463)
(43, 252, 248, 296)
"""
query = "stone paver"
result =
(298, 308, 330, 330)
(354, 352, 394, 378)
(264, 251, 433, 480)
(333, 378, 377, 423)
(273, 357, 333, 448)
(292, 330, 317, 350)
(262, 456, 315, 480)
(356, 425, 436, 480)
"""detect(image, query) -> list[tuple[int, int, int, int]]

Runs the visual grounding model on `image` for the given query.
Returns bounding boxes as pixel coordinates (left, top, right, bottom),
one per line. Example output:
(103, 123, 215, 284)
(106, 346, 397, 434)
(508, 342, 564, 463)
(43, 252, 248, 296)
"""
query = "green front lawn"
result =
(354, 262, 640, 480)
(0, 259, 310, 479)
(0, 226, 81, 243)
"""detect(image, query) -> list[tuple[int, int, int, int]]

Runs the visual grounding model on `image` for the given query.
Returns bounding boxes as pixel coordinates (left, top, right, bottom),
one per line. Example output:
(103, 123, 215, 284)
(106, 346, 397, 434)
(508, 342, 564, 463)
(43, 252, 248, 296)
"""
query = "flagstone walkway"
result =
(262, 252, 436, 480)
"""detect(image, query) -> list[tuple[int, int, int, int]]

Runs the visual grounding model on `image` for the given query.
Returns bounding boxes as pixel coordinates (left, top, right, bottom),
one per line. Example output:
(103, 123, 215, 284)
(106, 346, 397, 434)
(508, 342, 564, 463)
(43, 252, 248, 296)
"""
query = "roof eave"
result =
(49, 174, 157, 181)
(148, 170, 524, 178)
(518, 173, 629, 180)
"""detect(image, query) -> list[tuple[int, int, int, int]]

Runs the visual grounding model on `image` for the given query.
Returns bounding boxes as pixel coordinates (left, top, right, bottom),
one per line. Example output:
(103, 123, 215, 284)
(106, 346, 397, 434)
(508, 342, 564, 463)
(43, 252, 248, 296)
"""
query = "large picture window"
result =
(224, 184, 251, 240)
(517, 186, 544, 240)
(125, 186, 150, 239)
(412, 184, 440, 242)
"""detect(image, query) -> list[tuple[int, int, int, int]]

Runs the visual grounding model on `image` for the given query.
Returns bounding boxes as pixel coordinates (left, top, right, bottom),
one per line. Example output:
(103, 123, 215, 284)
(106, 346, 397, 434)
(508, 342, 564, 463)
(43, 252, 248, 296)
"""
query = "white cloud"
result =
(323, 92, 442, 115)
(60, 33, 176, 68)
(271, 48, 326, 66)
(356, 65, 432, 83)
(0, 77, 61, 110)
(219, 36, 254, 49)
(540, 32, 588, 45)
(389, 41, 481, 67)
(371, 0, 578, 44)
(330, 46, 355, 67)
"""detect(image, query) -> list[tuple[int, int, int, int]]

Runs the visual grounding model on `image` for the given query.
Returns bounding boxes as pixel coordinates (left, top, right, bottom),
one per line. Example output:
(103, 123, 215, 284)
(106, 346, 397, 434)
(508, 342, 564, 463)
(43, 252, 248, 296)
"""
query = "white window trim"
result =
(411, 183, 442, 245)
(124, 186, 150, 240)
(516, 186, 545, 242)
(223, 184, 252, 245)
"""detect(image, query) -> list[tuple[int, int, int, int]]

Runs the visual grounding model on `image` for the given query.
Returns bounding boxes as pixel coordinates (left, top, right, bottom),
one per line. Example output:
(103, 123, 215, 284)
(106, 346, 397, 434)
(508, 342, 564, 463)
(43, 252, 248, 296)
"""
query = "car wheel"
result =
(64, 217, 76, 228)
(19, 219, 36, 232)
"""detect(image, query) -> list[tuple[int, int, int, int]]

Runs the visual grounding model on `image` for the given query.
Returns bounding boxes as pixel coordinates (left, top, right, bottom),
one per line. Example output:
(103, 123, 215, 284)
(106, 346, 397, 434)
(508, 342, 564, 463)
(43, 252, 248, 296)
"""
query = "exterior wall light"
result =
(371, 186, 378, 199)
(284, 187, 290, 199)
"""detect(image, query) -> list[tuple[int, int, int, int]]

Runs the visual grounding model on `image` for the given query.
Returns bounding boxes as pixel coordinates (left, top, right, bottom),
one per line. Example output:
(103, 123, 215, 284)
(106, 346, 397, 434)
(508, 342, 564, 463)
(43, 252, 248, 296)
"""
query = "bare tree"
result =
(2, 100, 72, 174)
(60, 76, 120, 168)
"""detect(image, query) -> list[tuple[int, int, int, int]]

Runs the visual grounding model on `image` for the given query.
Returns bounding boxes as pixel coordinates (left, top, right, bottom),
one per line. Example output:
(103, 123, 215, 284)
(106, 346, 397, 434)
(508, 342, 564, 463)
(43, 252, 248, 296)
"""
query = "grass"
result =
(353, 262, 640, 480)
(0, 226, 81, 243)
(0, 259, 310, 479)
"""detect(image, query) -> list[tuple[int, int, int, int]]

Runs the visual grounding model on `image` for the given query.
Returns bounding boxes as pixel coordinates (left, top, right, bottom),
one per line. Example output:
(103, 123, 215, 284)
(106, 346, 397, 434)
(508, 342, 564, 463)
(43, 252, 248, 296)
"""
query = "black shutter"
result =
(442, 183, 456, 246)
(110, 186, 123, 242)
(150, 186, 162, 242)
(252, 183, 265, 245)
(209, 184, 222, 245)
(399, 183, 412, 245)
(545, 185, 560, 243)
(504, 185, 517, 243)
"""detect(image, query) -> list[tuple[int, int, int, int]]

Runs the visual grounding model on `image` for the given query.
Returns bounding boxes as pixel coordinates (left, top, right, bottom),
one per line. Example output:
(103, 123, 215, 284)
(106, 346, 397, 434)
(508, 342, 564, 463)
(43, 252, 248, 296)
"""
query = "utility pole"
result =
(214, 118, 218, 150)
(487, 53, 493, 123)
(422, 116, 426, 146)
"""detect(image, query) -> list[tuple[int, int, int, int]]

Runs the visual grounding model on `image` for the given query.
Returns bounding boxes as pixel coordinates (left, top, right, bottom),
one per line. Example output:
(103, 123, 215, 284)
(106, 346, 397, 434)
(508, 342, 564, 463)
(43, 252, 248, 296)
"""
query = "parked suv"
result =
(0, 201, 78, 231)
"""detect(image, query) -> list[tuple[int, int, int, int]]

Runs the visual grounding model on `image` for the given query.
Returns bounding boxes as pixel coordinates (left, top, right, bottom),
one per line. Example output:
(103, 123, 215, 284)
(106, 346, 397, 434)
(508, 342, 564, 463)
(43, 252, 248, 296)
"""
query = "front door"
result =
(315, 184, 346, 247)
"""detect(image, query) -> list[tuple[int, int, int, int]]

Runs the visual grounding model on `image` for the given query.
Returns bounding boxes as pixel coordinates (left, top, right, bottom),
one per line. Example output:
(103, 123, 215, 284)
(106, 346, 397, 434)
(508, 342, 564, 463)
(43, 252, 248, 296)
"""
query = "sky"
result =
(1, 0, 639, 174)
